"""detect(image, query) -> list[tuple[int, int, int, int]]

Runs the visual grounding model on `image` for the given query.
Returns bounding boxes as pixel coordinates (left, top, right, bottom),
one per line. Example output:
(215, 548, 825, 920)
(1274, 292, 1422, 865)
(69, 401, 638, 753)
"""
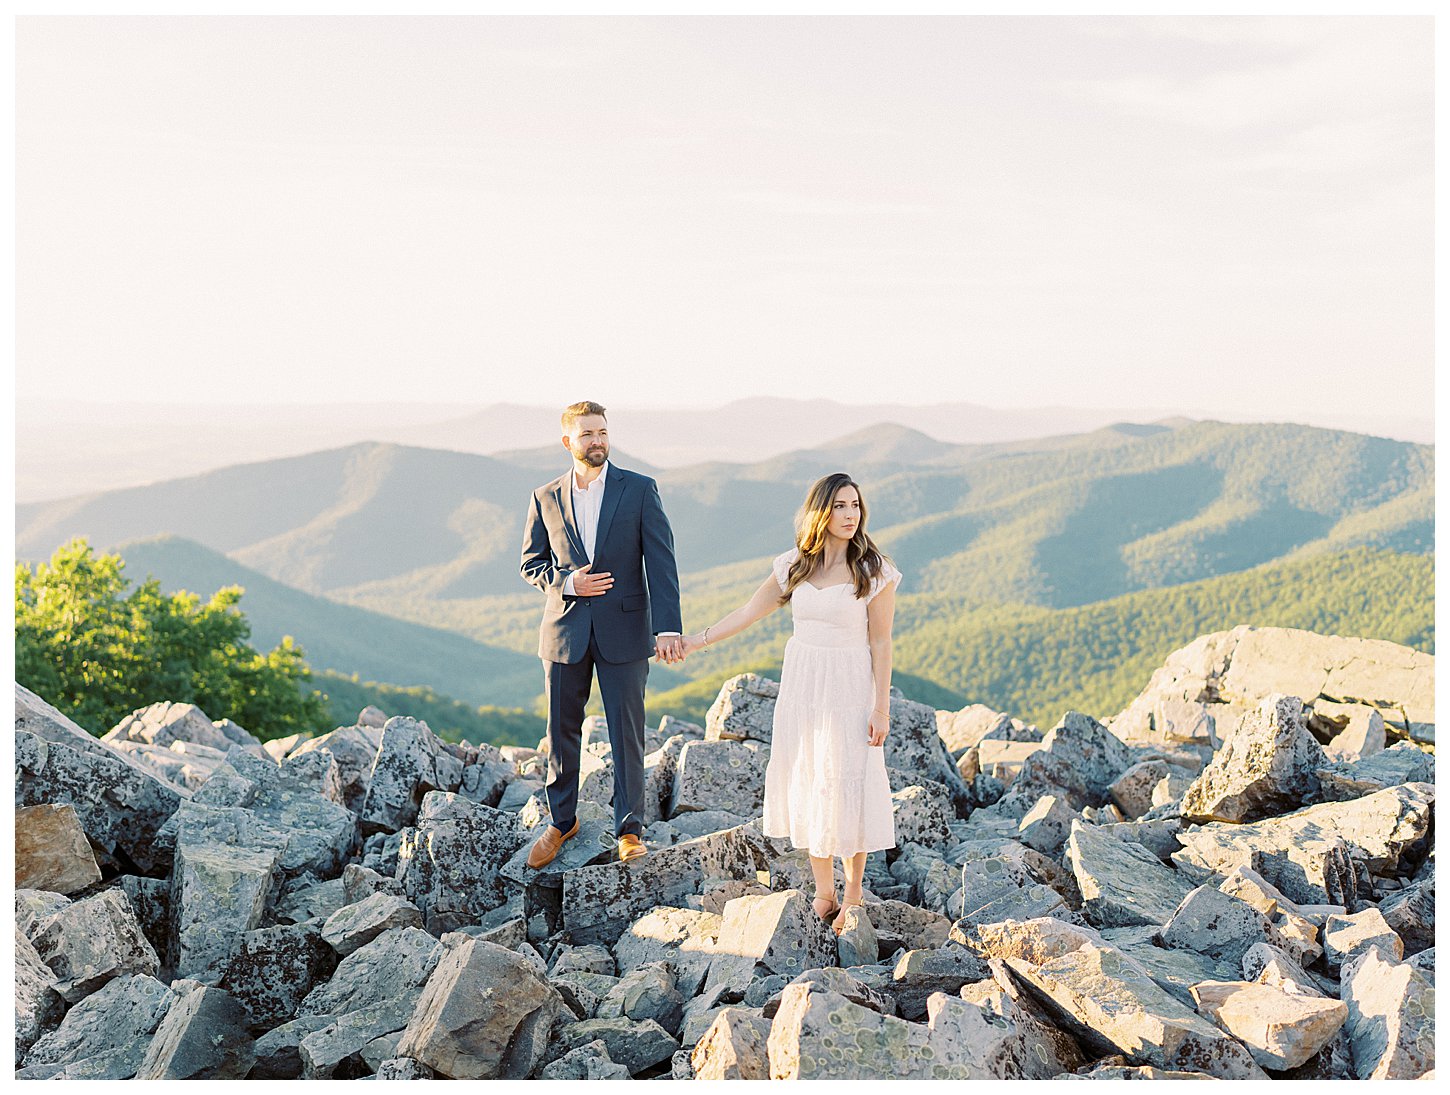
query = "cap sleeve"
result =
(771, 548, 799, 593)
(868, 560, 903, 603)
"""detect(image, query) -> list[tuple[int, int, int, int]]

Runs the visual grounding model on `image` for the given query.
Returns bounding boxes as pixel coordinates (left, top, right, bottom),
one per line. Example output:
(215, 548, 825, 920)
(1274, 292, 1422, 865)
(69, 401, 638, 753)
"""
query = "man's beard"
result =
(576, 446, 608, 467)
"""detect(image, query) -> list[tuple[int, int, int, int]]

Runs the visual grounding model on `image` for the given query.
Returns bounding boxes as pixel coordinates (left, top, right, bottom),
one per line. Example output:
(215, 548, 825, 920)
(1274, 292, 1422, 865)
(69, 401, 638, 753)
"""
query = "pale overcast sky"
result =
(15, 16, 1433, 422)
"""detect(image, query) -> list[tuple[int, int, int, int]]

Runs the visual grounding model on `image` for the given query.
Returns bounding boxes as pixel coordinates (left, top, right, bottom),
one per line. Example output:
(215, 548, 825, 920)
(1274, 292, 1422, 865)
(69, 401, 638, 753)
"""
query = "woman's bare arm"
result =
(682, 574, 783, 652)
(866, 583, 897, 744)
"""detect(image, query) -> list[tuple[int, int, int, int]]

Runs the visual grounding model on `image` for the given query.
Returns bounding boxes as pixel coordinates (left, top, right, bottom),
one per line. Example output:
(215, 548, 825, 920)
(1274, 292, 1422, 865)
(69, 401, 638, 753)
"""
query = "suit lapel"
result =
(553, 472, 588, 560)
(594, 466, 628, 556)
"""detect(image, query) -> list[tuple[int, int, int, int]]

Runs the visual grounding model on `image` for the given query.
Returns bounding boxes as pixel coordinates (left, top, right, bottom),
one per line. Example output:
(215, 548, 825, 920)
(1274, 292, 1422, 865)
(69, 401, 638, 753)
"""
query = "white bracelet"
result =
(704, 626, 712, 645)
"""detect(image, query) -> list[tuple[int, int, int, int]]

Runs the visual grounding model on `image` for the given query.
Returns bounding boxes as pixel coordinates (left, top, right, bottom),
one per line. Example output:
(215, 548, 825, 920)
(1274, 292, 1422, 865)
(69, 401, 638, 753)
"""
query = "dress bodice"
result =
(771, 547, 902, 650)
(788, 582, 871, 648)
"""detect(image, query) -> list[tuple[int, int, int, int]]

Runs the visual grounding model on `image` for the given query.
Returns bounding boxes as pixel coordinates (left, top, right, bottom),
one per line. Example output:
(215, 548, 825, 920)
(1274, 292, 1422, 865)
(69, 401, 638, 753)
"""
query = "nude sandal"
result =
(832, 901, 865, 935)
(811, 895, 840, 922)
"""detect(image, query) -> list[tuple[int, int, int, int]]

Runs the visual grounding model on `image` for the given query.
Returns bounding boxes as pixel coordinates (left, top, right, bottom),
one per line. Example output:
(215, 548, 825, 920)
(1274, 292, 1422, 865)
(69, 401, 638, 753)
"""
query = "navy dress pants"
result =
(542, 632, 649, 837)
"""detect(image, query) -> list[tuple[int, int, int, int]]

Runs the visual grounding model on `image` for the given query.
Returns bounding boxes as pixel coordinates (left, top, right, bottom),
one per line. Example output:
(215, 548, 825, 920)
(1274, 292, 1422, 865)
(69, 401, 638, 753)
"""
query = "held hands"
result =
(572, 564, 613, 596)
(654, 631, 708, 665)
(654, 635, 685, 664)
(867, 709, 890, 748)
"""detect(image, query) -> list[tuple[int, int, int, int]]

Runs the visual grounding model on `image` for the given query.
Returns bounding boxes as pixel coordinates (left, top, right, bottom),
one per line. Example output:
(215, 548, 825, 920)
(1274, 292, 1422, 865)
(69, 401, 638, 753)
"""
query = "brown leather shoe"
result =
(617, 833, 647, 862)
(526, 819, 579, 869)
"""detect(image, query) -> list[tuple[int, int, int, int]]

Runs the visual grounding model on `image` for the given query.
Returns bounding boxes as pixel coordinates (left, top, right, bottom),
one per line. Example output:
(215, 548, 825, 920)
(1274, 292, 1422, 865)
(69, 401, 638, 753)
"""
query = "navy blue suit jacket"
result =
(520, 465, 683, 664)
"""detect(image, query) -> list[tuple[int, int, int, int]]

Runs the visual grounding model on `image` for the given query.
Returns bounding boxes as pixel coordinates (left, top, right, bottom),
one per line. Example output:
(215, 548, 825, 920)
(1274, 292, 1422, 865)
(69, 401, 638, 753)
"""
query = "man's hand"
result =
(572, 564, 613, 596)
(654, 635, 685, 664)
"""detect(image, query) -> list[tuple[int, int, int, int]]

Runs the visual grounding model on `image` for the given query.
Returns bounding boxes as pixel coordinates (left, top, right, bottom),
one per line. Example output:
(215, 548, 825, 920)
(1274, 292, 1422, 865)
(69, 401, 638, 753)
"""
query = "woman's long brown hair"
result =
(779, 472, 892, 603)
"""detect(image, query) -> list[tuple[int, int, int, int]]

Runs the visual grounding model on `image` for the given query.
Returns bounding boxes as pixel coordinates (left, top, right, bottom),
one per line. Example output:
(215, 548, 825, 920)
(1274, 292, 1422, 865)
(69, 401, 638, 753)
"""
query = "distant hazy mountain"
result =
(17, 395, 1432, 503)
(20, 419, 1432, 618)
(107, 535, 548, 709)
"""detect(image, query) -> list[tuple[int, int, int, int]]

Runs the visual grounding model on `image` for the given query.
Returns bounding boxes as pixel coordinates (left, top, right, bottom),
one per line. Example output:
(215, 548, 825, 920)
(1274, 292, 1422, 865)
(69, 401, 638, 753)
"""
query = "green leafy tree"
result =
(15, 538, 327, 740)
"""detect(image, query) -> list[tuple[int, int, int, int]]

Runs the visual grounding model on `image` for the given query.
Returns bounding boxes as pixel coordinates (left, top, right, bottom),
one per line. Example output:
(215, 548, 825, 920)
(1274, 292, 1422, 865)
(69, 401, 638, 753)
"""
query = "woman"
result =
(679, 472, 900, 933)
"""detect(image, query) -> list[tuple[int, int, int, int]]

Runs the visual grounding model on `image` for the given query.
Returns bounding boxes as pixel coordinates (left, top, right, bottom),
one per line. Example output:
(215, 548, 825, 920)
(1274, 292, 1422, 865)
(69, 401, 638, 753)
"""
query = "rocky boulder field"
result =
(13, 624, 1435, 1080)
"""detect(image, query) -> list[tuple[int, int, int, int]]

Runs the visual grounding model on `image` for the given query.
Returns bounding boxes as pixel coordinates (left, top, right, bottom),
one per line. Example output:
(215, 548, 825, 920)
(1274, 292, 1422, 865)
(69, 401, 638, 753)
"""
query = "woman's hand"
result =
(680, 632, 708, 656)
(867, 709, 889, 747)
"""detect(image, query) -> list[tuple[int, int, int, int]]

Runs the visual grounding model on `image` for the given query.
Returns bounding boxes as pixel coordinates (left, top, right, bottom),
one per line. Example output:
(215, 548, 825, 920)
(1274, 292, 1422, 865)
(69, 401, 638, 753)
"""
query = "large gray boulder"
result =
(18, 973, 172, 1079)
(396, 936, 562, 1079)
(892, 781, 955, 847)
(883, 693, 976, 815)
(294, 926, 443, 1079)
(670, 739, 768, 816)
(15, 684, 187, 873)
(691, 1007, 772, 1079)
(134, 980, 256, 1080)
(553, 1015, 679, 1074)
(358, 716, 464, 834)
(30, 887, 160, 1002)
(767, 984, 1058, 1080)
(1322, 907, 1403, 973)
(249, 1015, 333, 1080)
(108, 739, 223, 791)
(1317, 701, 1387, 761)
(321, 892, 424, 958)
(1067, 820, 1192, 928)
(1111, 626, 1434, 749)
(887, 946, 990, 1020)
(759, 967, 897, 1019)
(1156, 885, 1287, 966)
(866, 898, 952, 951)
(539, 1039, 630, 1079)
(1340, 944, 1436, 1079)
(1098, 925, 1239, 1008)
(161, 801, 290, 983)
(1315, 741, 1435, 801)
(183, 746, 357, 878)
(1378, 874, 1434, 954)
(1006, 712, 1141, 814)
(395, 792, 523, 933)
(614, 906, 722, 999)
(596, 962, 685, 1035)
(952, 915, 1106, 967)
(932, 979, 1087, 1079)
(1181, 694, 1325, 823)
(708, 890, 838, 988)
(290, 723, 382, 814)
(104, 701, 256, 752)
(936, 703, 1017, 755)
(14, 926, 64, 1068)
(562, 824, 764, 946)
(1003, 939, 1266, 1079)
(1172, 781, 1433, 906)
(705, 673, 779, 743)
(1189, 979, 1348, 1071)
(219, 921, 338, 1032)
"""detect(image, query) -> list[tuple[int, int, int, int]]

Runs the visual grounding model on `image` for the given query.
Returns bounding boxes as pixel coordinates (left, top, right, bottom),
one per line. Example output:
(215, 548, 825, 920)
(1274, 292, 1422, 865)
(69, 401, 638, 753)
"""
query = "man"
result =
(519, 401, 684, 866)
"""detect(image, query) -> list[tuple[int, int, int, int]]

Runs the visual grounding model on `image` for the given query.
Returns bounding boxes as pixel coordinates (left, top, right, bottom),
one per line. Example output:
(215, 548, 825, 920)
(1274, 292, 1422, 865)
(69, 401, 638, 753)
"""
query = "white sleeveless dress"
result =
(760, 548, 901, 859)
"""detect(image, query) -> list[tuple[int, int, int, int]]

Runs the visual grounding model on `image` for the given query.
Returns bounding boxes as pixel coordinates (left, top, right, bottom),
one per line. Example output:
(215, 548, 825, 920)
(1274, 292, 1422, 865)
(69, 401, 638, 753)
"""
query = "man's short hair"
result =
(562, 401, 608, 430)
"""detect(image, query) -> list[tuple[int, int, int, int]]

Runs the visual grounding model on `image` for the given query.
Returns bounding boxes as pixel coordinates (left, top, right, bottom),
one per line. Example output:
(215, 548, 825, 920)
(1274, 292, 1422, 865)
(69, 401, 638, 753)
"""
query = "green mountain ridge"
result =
(16, 419, 1432, 730)
(18, 420, 1430, 616)
(109, 534, 552, 709)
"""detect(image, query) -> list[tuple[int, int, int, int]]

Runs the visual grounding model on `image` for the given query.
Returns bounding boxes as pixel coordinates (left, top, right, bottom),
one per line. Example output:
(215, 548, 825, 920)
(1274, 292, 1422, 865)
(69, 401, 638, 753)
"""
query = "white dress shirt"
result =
(561, 460, 677, 638)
